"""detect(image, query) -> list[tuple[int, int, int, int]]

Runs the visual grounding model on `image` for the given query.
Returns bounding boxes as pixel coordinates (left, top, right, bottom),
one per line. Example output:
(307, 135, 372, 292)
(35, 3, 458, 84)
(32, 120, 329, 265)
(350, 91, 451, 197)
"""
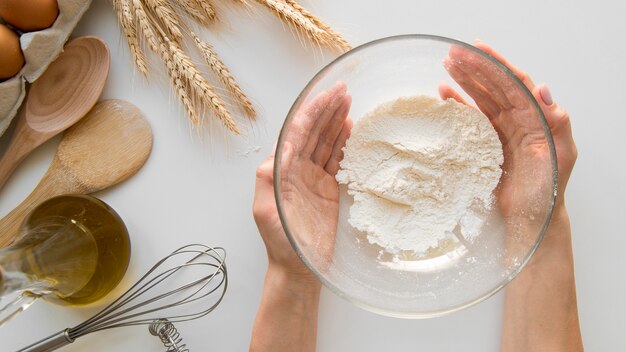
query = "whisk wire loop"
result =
(149, 318, 189, 352)
(18, 244, 227, 351)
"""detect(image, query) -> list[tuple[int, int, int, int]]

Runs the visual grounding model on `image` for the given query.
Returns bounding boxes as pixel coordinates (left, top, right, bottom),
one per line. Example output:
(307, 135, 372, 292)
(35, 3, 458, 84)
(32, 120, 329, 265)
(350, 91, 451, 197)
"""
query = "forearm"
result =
(501, 207, 583, 352)
(250, 265, 321, 352)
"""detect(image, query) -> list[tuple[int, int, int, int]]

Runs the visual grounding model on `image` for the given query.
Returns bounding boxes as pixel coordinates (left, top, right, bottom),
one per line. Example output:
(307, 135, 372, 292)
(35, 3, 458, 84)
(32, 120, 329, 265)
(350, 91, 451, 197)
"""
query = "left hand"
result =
(253, 82, 352, 280)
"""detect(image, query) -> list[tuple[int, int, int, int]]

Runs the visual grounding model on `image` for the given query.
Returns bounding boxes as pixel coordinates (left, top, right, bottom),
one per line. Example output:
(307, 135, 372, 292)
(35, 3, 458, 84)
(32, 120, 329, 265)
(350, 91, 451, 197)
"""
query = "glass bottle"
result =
(0, 195, 131, 326)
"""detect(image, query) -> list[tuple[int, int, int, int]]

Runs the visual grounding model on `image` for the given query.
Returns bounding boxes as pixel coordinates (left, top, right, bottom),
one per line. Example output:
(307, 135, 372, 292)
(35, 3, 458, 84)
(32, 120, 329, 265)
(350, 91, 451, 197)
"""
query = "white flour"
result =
(336, 96, 503, 254)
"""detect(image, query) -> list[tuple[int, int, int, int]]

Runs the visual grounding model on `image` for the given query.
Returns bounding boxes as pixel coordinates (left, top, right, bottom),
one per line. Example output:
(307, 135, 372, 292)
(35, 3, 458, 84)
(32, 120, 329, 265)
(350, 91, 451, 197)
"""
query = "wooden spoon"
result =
(0, 100, 153, 247)
(0, 36, 110, 189)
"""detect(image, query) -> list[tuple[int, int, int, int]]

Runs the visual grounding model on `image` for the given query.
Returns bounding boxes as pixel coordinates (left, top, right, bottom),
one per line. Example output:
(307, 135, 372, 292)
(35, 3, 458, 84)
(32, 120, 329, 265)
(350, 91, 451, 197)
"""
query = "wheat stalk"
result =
(193, 32, 256, 119)
(254, 0, 332, 48)
(285, 0, 351, 52)
(143, 0, 183, 42)
(113, 0, 148, 75)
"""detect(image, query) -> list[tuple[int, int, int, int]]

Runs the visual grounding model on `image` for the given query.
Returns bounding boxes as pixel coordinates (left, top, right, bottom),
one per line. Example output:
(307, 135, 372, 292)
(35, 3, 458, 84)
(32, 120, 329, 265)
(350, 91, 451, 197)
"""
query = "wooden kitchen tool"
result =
(0, 36, 110, 189)
(0, 100, 152, 247)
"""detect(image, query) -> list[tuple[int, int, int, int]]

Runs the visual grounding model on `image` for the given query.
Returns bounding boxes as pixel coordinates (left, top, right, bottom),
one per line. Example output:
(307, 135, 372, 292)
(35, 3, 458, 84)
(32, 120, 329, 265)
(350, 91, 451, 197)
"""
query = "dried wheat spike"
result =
(170, 63, 199, 124)
(176, 0, 211, 25)
(112, 0, 148, 75)
(143, 0, 184, 42)
(193, 32, 256, 119)
(154, 34, 200, 125)
(254, 0, 332, 48)
(147, 23, 207, 128)
(131, 0, 159, 51)
(285, 0, 351, 52)
(193, 0, 217, 22)
(161, 36, 240, 134)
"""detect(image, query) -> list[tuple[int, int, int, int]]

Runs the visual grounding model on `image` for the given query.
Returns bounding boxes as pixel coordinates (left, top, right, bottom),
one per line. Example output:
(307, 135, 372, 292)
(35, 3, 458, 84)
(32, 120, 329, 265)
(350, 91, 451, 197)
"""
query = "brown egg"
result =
(0, 24, 24, 80)
(0, 0, 59, 32)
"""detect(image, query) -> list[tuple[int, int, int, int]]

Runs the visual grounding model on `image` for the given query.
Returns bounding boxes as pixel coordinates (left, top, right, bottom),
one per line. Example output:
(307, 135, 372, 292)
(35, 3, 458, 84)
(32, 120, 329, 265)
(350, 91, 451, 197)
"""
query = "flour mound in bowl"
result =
(336, 95, 504, 254)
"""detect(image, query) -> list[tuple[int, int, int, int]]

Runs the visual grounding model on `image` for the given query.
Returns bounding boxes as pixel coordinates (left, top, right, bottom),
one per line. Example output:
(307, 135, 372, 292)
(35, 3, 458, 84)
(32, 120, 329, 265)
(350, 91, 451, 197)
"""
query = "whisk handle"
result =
(17, 329, 74, 352)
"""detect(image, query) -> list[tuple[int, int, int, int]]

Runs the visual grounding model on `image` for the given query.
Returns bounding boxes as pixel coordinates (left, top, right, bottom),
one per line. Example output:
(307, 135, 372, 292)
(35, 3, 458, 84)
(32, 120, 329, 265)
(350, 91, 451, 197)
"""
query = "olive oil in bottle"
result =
(0, 195, 131, 306)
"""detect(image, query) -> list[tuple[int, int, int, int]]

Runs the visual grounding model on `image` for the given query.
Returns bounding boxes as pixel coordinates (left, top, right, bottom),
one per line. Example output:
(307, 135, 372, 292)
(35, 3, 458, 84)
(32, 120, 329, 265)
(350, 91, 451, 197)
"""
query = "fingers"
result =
(325, 118, 353, 176)
(284, 91, 329, 156)
(311, 93, 352, 166)
(474, 40, 535, 90)
(444, 55, 500, 117)
(253, 154, 276, 222)
(452, 45, 518, 109)
(302, 82, 348, 156)
(531, 84, 577, 187)
(448, 44, 532, 111)
(286, 82, 348, 159)
(255, 154, 274, 184)
(438, 82, 470, 105)
(533, 84, 575, 144)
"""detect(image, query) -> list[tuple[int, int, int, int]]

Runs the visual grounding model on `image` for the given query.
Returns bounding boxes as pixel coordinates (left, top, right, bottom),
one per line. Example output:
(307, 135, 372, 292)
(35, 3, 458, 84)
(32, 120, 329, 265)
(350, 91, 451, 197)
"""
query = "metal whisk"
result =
(18, 244, 227, 352)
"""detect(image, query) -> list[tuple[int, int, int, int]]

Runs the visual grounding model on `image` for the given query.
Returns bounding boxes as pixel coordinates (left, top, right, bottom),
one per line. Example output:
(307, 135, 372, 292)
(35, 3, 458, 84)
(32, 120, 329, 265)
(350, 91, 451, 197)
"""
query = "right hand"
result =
(439, 41, 577, 218)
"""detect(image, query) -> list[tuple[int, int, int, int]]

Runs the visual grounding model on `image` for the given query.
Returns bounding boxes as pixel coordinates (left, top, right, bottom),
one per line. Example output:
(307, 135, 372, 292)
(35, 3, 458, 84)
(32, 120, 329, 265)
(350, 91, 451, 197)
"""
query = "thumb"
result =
(531, 84, 577, 193)
(532, 84, 572, 135)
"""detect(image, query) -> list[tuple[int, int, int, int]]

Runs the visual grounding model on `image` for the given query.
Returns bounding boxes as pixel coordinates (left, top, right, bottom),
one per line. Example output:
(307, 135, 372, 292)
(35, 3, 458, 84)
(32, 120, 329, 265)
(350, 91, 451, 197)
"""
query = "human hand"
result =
(446, 42, 583, 352)
(253, 82, 352, 281)
(251, 85, 351, 352)
(439, 41, 577, 217)
(439, 40, 578, 268)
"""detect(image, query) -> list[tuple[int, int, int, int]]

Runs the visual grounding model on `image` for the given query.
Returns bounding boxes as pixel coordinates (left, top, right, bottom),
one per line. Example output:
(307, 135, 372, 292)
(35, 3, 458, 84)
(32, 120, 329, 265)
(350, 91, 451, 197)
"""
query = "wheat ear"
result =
(193, 33, 256, 119)
(163, 53, 199, 125)
(176, 0, 211, 25)
(143, 0, 183, 42)
(159, 34, 240, 134)
(131, 0, 159, 51)
(254, 0, 331, 48)
(112, 0, 148, 75)
(193, 0, 217, 22)
(285, 0, 351, 52)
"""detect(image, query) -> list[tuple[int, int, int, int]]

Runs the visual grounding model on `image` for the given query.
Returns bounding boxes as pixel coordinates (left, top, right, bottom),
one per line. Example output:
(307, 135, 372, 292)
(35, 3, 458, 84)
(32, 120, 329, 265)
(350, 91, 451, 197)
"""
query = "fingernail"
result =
(539, 84, 553, 105)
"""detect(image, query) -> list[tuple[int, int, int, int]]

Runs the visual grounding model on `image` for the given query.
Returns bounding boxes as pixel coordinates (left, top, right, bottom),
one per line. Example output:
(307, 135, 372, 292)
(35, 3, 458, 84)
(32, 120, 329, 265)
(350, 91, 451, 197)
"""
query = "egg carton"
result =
(0, 0, 92, 137)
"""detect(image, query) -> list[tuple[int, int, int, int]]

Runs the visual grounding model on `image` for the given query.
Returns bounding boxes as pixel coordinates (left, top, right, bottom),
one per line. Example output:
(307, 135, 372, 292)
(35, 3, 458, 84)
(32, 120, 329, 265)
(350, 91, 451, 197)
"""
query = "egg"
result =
(0, 0, 59, 32)
(0, 24, 24, 80)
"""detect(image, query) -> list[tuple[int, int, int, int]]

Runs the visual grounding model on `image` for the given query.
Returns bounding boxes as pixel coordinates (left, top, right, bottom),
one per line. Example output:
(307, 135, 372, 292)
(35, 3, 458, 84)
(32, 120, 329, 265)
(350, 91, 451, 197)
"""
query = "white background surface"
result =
(1, 0, 625, 351)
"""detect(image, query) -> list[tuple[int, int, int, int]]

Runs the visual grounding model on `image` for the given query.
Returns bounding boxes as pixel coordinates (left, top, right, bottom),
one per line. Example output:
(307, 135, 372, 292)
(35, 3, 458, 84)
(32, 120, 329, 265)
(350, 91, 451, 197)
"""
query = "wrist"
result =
(548, 205, 571, 231)
(251, 260, 321, 352)
(266, 262, 322, 294)
(513, 205, 575, 282)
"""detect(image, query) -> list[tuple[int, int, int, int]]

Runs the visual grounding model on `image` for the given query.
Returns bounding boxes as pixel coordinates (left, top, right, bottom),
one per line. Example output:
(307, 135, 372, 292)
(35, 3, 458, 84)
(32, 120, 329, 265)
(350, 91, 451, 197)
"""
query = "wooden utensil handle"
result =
(0, 114, 36, 190)
(0, 148, 21, 191)
(0, 146, 33, 191)
(0, 168, 88, 247)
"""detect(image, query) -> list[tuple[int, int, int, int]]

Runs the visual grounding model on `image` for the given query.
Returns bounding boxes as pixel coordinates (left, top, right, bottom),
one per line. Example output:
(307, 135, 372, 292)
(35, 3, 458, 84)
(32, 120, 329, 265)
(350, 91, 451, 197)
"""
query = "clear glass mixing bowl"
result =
(274, 35, 558, 318)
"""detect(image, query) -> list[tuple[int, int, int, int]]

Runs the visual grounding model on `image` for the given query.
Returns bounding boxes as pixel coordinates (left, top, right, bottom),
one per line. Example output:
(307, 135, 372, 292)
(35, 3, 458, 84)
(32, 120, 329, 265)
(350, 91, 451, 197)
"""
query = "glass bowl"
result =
(274, 35, 557, 318)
